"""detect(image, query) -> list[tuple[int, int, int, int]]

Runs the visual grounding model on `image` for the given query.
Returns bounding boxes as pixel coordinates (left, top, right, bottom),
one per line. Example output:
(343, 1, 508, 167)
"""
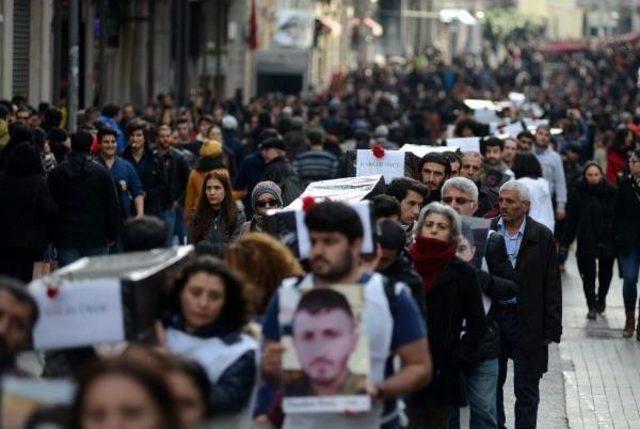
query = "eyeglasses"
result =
(256, 199, 280, 208)
(443, 196, 474, 205)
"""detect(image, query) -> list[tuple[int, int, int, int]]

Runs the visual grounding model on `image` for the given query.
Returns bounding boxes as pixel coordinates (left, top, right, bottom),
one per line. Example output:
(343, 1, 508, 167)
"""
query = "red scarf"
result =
(409, 236, 457, 294)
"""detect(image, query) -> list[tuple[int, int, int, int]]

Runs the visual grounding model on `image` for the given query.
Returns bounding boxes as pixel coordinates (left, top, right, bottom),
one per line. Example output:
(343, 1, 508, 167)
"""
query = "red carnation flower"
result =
(372, 144, 385, 159)
(46, 284, 59, 299)
(302, 196, 316, 212)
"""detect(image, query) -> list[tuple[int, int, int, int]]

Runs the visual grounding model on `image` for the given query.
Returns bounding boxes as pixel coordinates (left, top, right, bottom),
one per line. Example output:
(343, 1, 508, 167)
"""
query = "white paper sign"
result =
(355, 150, 405, 183)
(400, 144, 455, 158)
(495, 122, 524, 138)
(295, 201, 374, 259)
(285, 175, 382, 210)
(446, 137, 480, 153)
(30, 278, 125, 350)
(474, 108, 500, 124)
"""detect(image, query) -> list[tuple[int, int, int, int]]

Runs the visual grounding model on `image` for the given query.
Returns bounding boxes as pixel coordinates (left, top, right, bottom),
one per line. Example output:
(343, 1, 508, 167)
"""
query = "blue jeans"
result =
(57, 246, 109, 268)
(620, 244, 640, 312)
(450, 358, 499, 429)
(496, 309, 541, 429)
(159, 208, 177, 247)
(174, 205, 187, 245)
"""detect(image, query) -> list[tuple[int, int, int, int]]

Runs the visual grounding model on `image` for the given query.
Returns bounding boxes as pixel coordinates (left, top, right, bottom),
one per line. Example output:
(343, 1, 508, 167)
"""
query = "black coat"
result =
(156, 148, 190, 205)
(48, 153, 120, 249)
(412, 257, 488, 406)
(380, 251, 426, 321)
(0, 172, 58, 250)
(468, 232, 519, 364)
(493, 216, 562, 376)
(123, 147, 170, 215)
(562, 180, 617, 258)
(614, 176, 640, 256)
(263, 156, 304, 206)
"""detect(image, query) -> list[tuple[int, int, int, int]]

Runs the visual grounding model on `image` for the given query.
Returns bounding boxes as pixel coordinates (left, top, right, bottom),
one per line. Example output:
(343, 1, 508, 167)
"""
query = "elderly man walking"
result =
(493, 181, 562, 429)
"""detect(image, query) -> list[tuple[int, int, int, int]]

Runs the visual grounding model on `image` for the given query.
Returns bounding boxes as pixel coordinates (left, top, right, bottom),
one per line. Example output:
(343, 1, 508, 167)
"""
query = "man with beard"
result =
(418, 153, 450, 204)
(460, 151, 498, 217)
(386, 177, 429, 242)
(261, 201, 431, 429)
(287, 288, 365, 397)
(0, 277, 39, 374)
(481, 137, 514, 187)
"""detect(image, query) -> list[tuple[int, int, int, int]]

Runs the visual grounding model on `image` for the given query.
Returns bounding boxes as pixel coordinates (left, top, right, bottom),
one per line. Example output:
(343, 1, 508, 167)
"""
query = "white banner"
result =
(30, 278, 125, 350)
(355, 150, 405, 183)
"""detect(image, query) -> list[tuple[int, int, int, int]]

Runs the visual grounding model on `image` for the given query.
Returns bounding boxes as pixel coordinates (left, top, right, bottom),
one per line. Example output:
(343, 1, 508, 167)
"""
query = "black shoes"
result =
(587, 309, 597, 320)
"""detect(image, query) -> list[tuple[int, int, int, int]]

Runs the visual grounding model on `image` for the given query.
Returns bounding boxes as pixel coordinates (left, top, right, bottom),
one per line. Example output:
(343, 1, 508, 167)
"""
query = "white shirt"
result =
(516, 177, 555, 232)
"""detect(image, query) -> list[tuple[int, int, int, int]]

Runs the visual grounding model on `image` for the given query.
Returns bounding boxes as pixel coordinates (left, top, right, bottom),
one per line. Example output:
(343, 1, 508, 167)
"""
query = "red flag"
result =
(247, 0, 258, 50)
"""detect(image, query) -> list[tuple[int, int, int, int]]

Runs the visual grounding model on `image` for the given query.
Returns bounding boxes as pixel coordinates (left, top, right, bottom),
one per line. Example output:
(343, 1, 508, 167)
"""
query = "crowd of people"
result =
(0, 40, 639, 429)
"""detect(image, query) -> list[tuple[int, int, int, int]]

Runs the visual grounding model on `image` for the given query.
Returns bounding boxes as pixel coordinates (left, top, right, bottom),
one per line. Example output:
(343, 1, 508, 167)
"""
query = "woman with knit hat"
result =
(239, 181, 284, 234)
(185, 139, 229, 225)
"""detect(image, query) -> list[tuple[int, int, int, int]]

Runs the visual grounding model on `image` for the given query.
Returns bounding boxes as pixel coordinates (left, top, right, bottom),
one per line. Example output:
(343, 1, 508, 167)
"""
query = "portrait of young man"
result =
(284, 287, 367, 398)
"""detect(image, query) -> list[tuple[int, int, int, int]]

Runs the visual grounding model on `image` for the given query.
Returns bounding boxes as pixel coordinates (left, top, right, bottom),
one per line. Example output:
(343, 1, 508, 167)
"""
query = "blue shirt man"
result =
(260, 201, 430, 429)
(96, 128, 144, 221)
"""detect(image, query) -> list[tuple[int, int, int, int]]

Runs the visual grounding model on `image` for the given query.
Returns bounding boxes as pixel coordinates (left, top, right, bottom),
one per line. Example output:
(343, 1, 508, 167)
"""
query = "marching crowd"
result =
(0, 41, 639, 429)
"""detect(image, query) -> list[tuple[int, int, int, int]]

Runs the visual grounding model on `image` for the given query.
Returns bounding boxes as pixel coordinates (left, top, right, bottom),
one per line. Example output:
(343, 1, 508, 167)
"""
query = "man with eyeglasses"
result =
(441, 177, 519, 429)
(240, 181, 284, 234)
(460, 152, 497, 217)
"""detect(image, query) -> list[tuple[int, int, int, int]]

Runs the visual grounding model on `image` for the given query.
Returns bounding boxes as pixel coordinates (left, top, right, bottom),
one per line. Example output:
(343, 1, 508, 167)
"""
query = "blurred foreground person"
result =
(69, 358, 181, 429)
(157, 256, 258, 424)
(226, 232, 303, 317)
(0, 277, 38, 374)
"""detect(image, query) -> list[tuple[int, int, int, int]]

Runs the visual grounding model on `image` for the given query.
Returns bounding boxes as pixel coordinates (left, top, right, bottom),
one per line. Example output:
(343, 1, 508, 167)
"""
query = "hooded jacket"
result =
(0, 143, 58, 250)
(48, 153, 120, 248)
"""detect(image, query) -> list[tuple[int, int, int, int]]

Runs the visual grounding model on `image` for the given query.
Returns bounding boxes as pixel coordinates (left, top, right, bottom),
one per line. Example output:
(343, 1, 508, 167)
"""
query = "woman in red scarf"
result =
(406, 202, 488, 429)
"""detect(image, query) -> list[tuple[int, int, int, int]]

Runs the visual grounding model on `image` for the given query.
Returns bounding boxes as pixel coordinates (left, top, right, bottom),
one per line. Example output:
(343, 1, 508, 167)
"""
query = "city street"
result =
(497, 252, 640, 429)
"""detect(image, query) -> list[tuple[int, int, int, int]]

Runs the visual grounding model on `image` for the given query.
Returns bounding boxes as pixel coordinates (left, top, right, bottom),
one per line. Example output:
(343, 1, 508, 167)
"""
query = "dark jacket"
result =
(193, 210, 246, 257)
(164, 315, 256, 415)
(48, 153, 120, 249)
(562, 179, 617, 258)
(263, 156, 304, 206)
(492, 216, 563, 376)
(156, 147, 191, 205)
(613, 175, 640, 256)
(123, 147, 170, 215)
(0, 171, 58, 250)
(412, 257, 487, 406)
(467, 232, 519, 364)
(380, 251, 426, 320)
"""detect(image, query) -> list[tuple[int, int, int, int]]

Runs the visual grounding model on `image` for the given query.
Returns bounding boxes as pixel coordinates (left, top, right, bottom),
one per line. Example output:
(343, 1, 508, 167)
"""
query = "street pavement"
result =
(497, 252, 640, 429)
